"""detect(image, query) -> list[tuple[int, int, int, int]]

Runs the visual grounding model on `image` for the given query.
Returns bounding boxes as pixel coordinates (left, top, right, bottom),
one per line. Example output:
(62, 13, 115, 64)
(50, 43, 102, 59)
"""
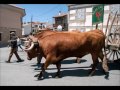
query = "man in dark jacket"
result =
(6, 32, 24, 63)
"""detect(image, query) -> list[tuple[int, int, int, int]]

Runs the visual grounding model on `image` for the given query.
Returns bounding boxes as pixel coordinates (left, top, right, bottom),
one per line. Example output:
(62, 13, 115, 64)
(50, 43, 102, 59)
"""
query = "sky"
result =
(16, 4, 68, 23)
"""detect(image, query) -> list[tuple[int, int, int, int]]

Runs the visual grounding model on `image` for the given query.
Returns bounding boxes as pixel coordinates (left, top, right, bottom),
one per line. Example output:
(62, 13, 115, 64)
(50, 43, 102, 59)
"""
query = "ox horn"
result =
(23, 41, 35, 52)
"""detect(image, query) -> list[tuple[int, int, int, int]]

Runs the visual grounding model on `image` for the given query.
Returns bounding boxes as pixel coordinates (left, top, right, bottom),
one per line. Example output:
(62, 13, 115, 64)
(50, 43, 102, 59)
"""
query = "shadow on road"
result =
(31, 64, 40, 67)
(97, 62, 120, 71)
(34, 68, 104, 80)
(33, 61, 120, 79)
(108, 62, 120, 70)
(34, 65, 105, 79)
(61, 59, 87, 64)
(59, 69, 103, 77)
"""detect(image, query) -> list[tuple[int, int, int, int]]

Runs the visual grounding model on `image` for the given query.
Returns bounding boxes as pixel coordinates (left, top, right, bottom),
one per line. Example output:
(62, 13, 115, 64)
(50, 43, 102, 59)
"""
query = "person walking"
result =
(6, 32, 24, 63)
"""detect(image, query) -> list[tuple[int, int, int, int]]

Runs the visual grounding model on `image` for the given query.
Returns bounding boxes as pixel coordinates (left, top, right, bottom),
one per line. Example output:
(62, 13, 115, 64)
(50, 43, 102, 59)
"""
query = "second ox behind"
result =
(24, 29, 109, 80)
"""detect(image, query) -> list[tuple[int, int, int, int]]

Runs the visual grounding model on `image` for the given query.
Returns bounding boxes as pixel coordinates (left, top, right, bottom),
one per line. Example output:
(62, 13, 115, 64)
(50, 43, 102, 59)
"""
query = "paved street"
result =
(0, 47, 120, 86)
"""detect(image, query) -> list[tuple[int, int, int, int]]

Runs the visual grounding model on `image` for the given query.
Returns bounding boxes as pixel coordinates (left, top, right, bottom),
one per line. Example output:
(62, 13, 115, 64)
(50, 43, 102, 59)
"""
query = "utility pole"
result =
(96, 24, 98, 29)
(31, 15, 33, 33)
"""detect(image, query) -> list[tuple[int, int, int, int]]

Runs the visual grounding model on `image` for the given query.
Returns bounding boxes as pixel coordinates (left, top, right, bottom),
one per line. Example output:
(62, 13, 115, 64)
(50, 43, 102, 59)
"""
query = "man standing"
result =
(57, 25, 62, 31)
(6, 32, 24, 63)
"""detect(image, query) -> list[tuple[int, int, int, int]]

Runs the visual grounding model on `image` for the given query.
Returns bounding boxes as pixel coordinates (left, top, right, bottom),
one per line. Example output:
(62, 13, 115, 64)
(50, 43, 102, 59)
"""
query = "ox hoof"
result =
(104, 72, 109, 80)
(38, 76, 44, 80)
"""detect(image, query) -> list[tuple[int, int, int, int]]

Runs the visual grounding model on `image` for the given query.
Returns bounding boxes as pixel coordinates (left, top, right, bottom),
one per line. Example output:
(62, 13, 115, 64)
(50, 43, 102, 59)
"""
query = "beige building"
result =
(67, 4, 120, 33)
(0, 4, 25, 46)
(53, 11, 68, 31)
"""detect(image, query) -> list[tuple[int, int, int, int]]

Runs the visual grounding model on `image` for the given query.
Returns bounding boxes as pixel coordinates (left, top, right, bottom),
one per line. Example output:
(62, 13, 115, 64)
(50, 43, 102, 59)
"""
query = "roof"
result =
(0, 4, 26, 17)
(67, 4, 110, 10)
(9, 4, 24, 10)
(23, 21, 47, 26)
(53, 13, 67, 18)
(32, 22, 46, 24)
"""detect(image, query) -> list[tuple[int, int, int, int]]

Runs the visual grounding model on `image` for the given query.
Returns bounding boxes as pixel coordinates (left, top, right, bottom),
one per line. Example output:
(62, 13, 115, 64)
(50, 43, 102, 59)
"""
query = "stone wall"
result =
(0, 27, 22, 47)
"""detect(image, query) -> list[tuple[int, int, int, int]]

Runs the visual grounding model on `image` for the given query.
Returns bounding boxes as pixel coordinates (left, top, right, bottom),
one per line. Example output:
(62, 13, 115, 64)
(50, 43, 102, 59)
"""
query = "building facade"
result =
(67, 4, 120, 33)
(53, 11, 68, 31)
(22, 21, 53, 36)
(0, 4, 25, 46)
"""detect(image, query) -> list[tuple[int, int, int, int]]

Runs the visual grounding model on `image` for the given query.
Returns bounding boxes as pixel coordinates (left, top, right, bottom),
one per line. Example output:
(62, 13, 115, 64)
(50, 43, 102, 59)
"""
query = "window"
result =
(0, 33, 1, 41)
(56, 20, 62, 25)
(110, 4, 120, 23)
(34, 25, 38, 27)
(70, 10, 76, 14)
(39, 25, 42, 29)
(42, 25, 45, 28)
(32, 29, 34, 32)
(76, 8, 86, 21)
(110, 4, 120, 14)
(56, 17, 62, 24)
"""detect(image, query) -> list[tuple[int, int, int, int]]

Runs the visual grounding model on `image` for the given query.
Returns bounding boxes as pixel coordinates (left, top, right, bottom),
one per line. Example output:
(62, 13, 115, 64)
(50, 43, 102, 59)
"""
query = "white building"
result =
(22, 22, 48, 36)
(67, 4, 120, 33)
(22, 22, 31, 36)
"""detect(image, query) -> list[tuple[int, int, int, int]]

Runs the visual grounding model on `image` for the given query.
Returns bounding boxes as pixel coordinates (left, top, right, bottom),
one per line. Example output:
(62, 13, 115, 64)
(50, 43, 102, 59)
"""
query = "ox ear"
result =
(29, 35, 38, 42)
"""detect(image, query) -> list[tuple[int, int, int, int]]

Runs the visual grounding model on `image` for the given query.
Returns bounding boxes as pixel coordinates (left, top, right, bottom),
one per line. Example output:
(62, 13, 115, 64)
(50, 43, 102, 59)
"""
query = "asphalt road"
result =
(0, 47, 120, 86)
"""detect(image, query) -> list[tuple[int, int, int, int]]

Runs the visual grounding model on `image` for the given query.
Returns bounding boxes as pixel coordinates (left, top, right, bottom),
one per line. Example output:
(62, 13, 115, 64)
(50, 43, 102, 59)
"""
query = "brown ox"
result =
(24, 29, 109, 80)
(25, 30, 81, 64)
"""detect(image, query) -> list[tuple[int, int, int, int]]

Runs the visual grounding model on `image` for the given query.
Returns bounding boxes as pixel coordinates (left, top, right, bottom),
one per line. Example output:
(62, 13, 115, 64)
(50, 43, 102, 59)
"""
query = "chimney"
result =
(59, 11, 61, 15)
